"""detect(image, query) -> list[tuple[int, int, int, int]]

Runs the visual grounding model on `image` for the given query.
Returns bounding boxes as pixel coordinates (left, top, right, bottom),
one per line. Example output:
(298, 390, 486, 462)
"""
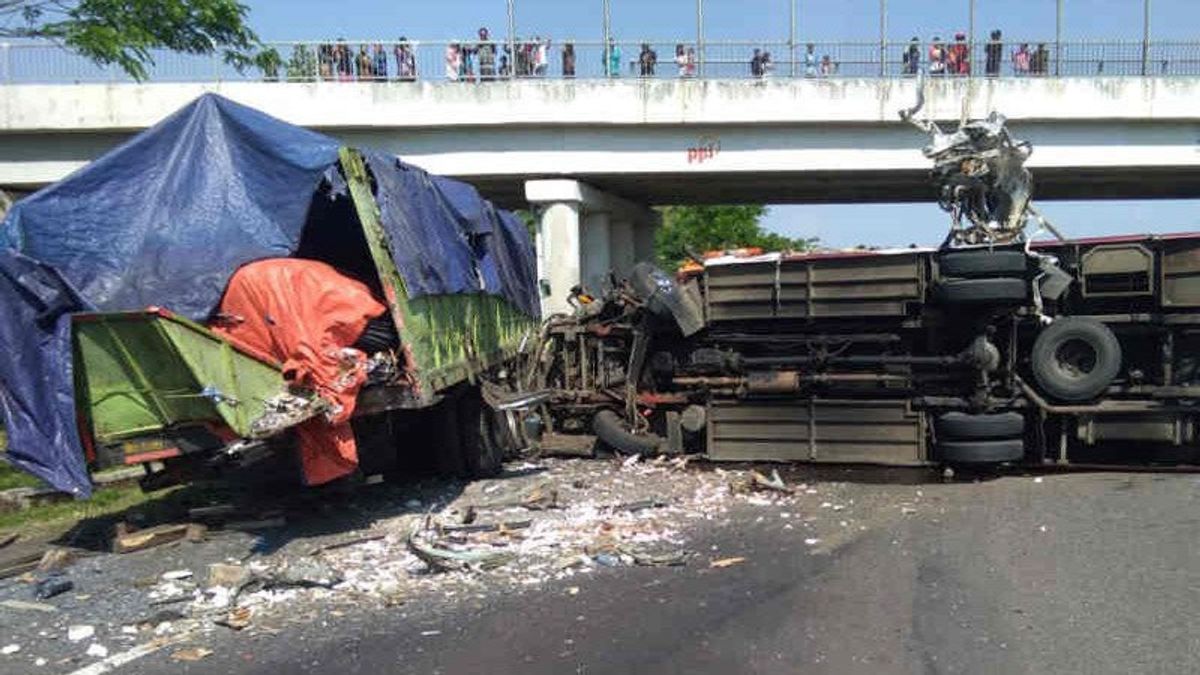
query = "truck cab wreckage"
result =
(527, 90, 1200, 468)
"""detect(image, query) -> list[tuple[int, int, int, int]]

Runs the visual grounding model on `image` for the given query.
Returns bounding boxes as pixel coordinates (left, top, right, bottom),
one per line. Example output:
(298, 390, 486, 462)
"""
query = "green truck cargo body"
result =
(73, 148, 536, 471)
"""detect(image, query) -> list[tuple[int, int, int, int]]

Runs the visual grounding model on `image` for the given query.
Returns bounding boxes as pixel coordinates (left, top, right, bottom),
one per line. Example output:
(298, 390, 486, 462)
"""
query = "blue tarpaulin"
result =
(0, 94, 538, 496)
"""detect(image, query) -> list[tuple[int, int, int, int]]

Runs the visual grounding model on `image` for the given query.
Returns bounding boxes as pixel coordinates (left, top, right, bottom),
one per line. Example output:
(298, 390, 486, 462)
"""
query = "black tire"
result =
(936, 411, 1025, 440)
(935, 278, 1027, 305)
(593, 410, 663, 455)
(1030, 317, 1122, 402)
(457, 391, 505, 478)
(938, 250, 1028, 278)
(937, 439, 1025, 464)
(429, 399, 466, 477)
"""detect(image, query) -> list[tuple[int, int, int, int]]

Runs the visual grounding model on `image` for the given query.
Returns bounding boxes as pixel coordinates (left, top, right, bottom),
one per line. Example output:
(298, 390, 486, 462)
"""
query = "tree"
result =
(285, 43, 317, 82)
(655, 205, 815, 268)
(1, 0, 261, 81)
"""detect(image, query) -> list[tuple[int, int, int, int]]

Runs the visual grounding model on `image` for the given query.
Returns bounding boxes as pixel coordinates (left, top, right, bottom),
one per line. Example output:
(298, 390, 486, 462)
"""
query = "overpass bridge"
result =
(1, 76, 1198, 312)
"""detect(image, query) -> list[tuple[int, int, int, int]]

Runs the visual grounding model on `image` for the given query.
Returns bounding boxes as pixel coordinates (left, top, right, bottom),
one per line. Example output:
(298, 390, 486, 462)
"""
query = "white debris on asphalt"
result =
(1, 644, 19, 655)
(67, 625, 94, 642)
(86, 643, 109, 658)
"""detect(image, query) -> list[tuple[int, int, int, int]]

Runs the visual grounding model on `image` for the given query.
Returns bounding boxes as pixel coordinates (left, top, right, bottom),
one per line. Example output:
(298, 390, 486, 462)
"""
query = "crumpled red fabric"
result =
(211, 259, 386, 485)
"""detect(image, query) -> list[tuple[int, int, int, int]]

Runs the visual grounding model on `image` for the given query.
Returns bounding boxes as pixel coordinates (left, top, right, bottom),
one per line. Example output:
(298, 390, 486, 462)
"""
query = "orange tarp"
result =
(212, 259, 387, 485)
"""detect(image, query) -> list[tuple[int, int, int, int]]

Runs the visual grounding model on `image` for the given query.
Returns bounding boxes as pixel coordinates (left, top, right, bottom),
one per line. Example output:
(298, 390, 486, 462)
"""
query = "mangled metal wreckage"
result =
(0, 94, 539, 497)
(525, 93, 1200, 469)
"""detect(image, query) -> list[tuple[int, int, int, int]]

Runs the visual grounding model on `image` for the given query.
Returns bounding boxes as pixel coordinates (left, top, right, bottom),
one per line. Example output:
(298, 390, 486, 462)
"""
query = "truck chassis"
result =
(530, 234, 1200, 468)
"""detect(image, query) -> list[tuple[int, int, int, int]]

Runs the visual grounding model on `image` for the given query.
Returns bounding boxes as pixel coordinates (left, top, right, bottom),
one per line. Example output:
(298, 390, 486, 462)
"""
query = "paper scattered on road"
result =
(1, 644, 20, 655)
(67, 625, 94, 642)
(709, 557, 746, 568)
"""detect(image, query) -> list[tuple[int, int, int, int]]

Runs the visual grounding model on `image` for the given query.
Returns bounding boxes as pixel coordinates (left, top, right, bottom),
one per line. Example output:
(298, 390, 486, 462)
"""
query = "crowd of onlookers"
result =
(901, 30, 1052, 77)
(263, 28, 1055, 82)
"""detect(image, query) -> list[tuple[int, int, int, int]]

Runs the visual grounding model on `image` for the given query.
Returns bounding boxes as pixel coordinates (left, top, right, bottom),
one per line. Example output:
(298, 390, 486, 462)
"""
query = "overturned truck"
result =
(0, 95, 538, 496)
(530, 100, 1200, 468)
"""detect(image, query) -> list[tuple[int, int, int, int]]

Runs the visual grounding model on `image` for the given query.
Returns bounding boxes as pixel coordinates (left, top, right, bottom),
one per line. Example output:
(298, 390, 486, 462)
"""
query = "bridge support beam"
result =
(526, 179, 659, 316)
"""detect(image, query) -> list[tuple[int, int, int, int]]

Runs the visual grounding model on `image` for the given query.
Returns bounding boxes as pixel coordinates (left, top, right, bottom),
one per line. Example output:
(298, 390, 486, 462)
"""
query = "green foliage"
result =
(1, 0, 260, 81)
(655, 205, 815, 268)
(514, 209, 538, 241)
(285, 43, 317, 82)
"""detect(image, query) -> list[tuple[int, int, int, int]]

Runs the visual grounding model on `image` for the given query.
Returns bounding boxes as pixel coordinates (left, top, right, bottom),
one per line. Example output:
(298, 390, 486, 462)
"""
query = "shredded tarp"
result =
(0, 93, 538, 496)
(212, 259, 386, 486)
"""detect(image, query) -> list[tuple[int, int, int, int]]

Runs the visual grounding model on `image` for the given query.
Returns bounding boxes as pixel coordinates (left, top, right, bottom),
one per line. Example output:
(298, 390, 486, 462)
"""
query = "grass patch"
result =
(0, 460, 43, 491)
(0, 484, 168, 536)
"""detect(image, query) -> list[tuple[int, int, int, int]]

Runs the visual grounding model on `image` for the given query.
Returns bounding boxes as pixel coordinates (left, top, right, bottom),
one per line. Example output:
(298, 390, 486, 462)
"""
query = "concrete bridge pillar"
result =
(525, 179, 658, 316)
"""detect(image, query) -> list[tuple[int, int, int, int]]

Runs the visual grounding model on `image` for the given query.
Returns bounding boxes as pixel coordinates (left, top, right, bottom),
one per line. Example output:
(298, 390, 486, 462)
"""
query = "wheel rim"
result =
(1054, 338, 1097, 380)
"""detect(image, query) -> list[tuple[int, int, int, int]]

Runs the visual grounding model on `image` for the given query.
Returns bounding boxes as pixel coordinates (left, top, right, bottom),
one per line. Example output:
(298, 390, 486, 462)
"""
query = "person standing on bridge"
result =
(318, 43, 334, 80)
(1032, 43, 1049, 75)
(478, 28, 497, 81)
(804, 43, 817, 77)
(395, 38, 416, 81)
(750, 48, 763, 78)
(335, 40, 354, 81)
(902, 38, 920, 75)
(445, 43, 461, 81)
(1012, 43, 1031, 76)
(534, 37, 550, 77)
(639, 43, 658, 77)
(372, 44, 389, 81)
(562, 42, 576, 78)
(986, 30, 1003, 77)
(605, 38, 622, 78)
(928, 37, 946, 76)
(948, 32, 970, 76)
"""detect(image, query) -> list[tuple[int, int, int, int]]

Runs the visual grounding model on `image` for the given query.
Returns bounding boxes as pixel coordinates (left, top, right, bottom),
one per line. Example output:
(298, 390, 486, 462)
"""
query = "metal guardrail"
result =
(2, 39, 1199, 84)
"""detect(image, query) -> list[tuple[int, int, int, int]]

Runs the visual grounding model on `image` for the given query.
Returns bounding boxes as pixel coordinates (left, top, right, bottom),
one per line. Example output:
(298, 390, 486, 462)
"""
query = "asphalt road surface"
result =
(129, 470, 1200, 675)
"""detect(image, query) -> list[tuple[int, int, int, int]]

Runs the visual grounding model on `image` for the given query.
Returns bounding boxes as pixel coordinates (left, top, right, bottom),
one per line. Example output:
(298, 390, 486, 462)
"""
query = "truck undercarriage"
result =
(528, 237, 1200, 468)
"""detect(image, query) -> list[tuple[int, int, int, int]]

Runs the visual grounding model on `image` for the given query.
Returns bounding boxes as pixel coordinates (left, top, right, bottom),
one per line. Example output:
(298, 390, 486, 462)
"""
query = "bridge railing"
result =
(2, 39, 1199, 84)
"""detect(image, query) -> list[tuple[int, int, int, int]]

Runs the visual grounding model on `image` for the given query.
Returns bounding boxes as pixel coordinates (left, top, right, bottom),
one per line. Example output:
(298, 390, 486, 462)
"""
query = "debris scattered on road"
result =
(224, 516, 288, 531)
(263, 559, 343, 589)
(438, 520, 532, 535)
(0, 456, 882, 665)
(751, 469, 794, 494)
(607, 499, 669, 514)
(188, 504, 238, 522)
(113, 523, 206, 553)
(407, 526, 514, 573)
(307, 533, 388, 556)
(86, 643, 109, 658)
(1, 599, 57, 613)
(207, 563, 251, 589)
(1, 644, 19, 655)
(215, 606, 252, 631)
(35, 549, 74, 573)
(34, 576, 73, 600)
(171, 647, 213, 662)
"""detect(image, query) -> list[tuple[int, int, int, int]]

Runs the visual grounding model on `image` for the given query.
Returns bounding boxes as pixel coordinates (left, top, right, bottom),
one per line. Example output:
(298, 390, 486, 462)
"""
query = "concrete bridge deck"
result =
(2, 77, 1198, 206)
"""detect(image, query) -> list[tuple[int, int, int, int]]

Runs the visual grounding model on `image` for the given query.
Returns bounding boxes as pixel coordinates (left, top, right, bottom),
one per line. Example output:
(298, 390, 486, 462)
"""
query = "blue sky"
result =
(243, 0, 1198, 248)
(244, 0, 1196, 42)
